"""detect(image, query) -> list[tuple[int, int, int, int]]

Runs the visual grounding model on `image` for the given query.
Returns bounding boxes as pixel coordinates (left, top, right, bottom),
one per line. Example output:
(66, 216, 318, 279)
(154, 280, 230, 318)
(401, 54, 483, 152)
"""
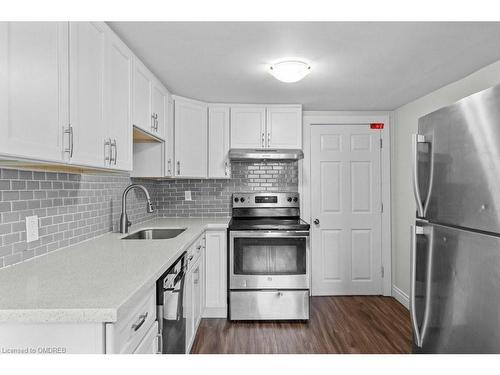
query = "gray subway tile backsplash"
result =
(0, 160, 298, 269)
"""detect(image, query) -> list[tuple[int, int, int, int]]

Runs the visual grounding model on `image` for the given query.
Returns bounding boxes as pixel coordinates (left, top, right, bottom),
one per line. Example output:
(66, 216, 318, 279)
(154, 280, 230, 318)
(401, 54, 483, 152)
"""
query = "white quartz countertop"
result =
(0, 217, 228, 323)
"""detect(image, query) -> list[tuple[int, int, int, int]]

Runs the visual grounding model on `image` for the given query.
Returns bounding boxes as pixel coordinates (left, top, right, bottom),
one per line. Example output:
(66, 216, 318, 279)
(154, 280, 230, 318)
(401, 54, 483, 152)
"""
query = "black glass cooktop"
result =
(228, 217, 310, 231)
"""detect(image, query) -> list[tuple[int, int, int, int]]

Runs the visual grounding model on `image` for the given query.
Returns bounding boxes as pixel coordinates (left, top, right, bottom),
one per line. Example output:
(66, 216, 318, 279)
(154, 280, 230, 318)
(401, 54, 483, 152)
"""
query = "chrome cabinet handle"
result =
(313, 219, 320, 225)
(267, 132, 271, 147)
(104, 138, 111, 164)
(224, 161, 228, 176)
(167, 158, 172, 176)
(412, 134, 426, 217)
(64, 125, 74, 158)
(69, 125, 73, 158)
(177, 161, 180, 175)
(151, 113, 158, 131)
(132, 312, 148, 331)
(111, 139, 117, 165)
(261, 132, 265, 148)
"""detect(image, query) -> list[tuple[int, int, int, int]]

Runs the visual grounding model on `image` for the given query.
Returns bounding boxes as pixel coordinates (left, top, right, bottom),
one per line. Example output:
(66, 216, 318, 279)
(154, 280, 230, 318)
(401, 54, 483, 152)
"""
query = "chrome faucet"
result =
(119, 184, 154, 233)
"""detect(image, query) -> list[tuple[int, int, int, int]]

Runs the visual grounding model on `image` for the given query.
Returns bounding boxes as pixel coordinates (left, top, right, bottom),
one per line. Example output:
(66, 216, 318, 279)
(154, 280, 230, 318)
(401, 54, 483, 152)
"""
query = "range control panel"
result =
(232, 192, 300, 208)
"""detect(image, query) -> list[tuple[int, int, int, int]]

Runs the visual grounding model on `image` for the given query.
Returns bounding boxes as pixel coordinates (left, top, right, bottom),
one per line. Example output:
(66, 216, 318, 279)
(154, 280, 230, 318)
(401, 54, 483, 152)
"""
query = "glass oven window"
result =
(233, 237, 306, 275)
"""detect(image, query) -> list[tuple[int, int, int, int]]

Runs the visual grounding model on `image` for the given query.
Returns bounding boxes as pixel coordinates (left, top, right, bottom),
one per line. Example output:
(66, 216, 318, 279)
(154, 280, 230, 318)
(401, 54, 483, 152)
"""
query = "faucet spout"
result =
(119, 184, 154, 234)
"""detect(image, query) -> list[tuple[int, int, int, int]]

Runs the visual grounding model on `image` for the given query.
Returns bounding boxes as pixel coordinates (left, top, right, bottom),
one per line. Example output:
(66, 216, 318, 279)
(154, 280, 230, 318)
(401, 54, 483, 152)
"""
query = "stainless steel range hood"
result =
(228, 148, 304, 161)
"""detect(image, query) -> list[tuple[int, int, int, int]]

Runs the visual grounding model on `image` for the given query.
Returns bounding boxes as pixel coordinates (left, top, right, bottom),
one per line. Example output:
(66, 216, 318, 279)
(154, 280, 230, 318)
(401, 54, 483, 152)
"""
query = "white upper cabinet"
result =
(165, 95, 174, 176)
(133, 58, 166, 139)
(208, 106, 230, 178)
(230, 106, 266, 148)
(174, 96, 208, 178)
(0, 22, 69, 163)
(105, 28, 133, 171)
(266, 106, 302, 149)
(69, 22, 106, 168)
(133, 58, 153, 134)
(151, 79, 167, 139)
(230, 105, 302, 150)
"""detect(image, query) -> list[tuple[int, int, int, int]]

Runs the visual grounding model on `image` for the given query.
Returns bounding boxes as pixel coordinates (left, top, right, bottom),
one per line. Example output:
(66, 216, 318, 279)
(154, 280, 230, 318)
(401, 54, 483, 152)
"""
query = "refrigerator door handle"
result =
(410, 224, 433, 348)
(422, 138, 434, 217)
(412, 134, 426, 217)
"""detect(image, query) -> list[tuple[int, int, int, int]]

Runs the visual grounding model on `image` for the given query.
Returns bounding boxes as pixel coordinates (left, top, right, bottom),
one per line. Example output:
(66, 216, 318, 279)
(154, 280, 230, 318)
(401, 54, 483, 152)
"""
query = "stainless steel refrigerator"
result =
(411, 84, 500, 354)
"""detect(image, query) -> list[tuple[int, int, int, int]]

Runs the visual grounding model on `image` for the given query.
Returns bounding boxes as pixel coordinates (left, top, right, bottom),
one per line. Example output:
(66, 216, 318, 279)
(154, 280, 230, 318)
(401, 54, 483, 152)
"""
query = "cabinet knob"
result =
(313, 219, 320, 225)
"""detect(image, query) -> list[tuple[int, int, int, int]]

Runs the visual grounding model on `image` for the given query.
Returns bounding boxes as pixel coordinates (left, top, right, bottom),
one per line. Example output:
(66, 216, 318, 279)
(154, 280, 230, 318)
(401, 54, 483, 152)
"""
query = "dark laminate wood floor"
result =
(191, 296, 411, 354)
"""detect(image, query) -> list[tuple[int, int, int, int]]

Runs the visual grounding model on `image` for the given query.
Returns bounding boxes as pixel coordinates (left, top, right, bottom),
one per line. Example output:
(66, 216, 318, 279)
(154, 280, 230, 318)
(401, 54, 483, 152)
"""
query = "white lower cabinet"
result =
(204, 230, 227, 318)
(133, 320, 159, 354)
(185, 234, 206, 353)
(0, 229, 227, 354)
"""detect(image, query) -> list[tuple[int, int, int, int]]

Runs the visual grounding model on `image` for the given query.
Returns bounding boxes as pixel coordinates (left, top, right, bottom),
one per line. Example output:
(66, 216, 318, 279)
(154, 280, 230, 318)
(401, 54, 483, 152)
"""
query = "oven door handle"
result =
(229, 230, 310, 238)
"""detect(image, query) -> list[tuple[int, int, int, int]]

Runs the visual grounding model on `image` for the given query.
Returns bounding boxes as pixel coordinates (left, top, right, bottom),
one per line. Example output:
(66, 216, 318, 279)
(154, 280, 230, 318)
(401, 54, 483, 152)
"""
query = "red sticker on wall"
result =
(370, 123, 384, 129)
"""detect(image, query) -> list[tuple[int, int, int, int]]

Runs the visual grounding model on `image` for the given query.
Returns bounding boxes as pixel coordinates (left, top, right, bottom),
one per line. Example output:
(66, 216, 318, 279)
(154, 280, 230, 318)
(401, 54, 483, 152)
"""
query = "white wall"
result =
(391, 59, 500, 306)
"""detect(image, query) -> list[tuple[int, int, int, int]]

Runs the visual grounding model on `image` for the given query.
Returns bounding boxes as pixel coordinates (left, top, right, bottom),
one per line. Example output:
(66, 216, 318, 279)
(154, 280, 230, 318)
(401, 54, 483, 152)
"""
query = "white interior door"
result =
(311, 124, 382, 295)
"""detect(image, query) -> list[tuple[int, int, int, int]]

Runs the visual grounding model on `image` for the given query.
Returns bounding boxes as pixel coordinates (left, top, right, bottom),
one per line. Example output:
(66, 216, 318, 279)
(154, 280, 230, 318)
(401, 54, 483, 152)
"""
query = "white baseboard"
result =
(392, 285, 409, 309)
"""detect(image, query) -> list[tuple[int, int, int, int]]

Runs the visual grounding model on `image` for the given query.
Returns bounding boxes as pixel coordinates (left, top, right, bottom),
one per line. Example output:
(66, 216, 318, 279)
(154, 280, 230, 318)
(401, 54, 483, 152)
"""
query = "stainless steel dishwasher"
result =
(156, 253, 186, 354)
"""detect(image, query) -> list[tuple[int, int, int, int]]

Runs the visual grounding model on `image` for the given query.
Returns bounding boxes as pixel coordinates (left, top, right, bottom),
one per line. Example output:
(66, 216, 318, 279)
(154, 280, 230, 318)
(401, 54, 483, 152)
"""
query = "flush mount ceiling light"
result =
(269, 60, 311, 83)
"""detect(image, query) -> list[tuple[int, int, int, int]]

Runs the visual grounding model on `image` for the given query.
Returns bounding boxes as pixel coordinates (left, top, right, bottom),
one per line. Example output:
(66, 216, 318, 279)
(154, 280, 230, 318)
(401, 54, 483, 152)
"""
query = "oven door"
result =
(229, 231, 310, 290)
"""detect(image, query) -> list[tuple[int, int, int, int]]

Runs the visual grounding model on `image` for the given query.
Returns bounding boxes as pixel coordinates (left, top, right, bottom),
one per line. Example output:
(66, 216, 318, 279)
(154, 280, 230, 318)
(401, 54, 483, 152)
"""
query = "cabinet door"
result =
(208, 106, 230, 178)
(133, 58, 153, 133)
(0, 22, 68, 162)
(165, 95, 174, 176)
(133, 321, 159, 354)
(204, 231, 227, 318)
(266, 106, 302, 149)
(174, 98, 207, 178)
(193, 258, 202, 331)
(151, 80, 167, 139)
(184, 266, 194, 353)
(230, 106, 266, 148)
(106, 30, 133, 171)
(69, 22, 106, 167)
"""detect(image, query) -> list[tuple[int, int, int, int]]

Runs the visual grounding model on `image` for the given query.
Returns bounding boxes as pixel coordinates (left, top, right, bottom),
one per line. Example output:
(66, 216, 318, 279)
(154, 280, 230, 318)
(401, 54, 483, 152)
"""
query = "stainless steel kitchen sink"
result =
(121, 228, 186, 240)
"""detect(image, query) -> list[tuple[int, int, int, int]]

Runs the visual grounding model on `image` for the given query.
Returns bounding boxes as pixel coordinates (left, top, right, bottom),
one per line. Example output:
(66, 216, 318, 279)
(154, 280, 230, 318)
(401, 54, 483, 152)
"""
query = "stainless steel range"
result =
(228, 192, 310, 321)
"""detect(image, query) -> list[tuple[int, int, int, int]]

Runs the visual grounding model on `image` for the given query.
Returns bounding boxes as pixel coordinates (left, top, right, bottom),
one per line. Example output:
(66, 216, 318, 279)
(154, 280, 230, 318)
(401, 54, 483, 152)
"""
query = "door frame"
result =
(300, 111, 392, 296)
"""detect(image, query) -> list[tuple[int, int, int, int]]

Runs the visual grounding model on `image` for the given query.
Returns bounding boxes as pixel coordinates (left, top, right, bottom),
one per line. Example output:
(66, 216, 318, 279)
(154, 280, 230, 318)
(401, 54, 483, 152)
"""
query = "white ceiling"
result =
(109, 22, 500, 110)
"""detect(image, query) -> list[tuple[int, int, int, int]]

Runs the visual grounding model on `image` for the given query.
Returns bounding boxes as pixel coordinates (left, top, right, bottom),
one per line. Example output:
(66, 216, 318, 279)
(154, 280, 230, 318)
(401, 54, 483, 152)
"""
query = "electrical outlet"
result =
(185, 191, 192, 201)
(26, 215, 39, 243)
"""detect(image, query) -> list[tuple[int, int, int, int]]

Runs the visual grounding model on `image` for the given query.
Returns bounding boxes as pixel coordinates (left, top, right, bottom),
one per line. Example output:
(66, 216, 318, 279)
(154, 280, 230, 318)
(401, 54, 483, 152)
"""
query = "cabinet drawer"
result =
(133, 320, 159, 354)
(113, 288, 156, 353)
(187, 234, 205, 268)
(229, 290, 309, 320)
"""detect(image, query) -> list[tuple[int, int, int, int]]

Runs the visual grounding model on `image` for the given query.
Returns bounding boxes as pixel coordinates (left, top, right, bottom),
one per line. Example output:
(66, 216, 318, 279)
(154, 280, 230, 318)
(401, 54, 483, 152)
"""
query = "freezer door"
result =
(417, 84, 500, 233)
(412, 222, 500, 353)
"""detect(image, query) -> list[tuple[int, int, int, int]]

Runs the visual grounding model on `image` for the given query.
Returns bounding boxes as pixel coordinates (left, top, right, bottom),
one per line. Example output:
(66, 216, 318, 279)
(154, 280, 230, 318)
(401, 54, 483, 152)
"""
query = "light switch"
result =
(26, 215, 39, 243)
(185, 191, 192, 201)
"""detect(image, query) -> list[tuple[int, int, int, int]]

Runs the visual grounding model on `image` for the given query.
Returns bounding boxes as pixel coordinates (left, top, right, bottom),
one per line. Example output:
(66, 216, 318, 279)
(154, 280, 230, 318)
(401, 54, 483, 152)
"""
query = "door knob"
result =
(314, 219, 320, 225)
